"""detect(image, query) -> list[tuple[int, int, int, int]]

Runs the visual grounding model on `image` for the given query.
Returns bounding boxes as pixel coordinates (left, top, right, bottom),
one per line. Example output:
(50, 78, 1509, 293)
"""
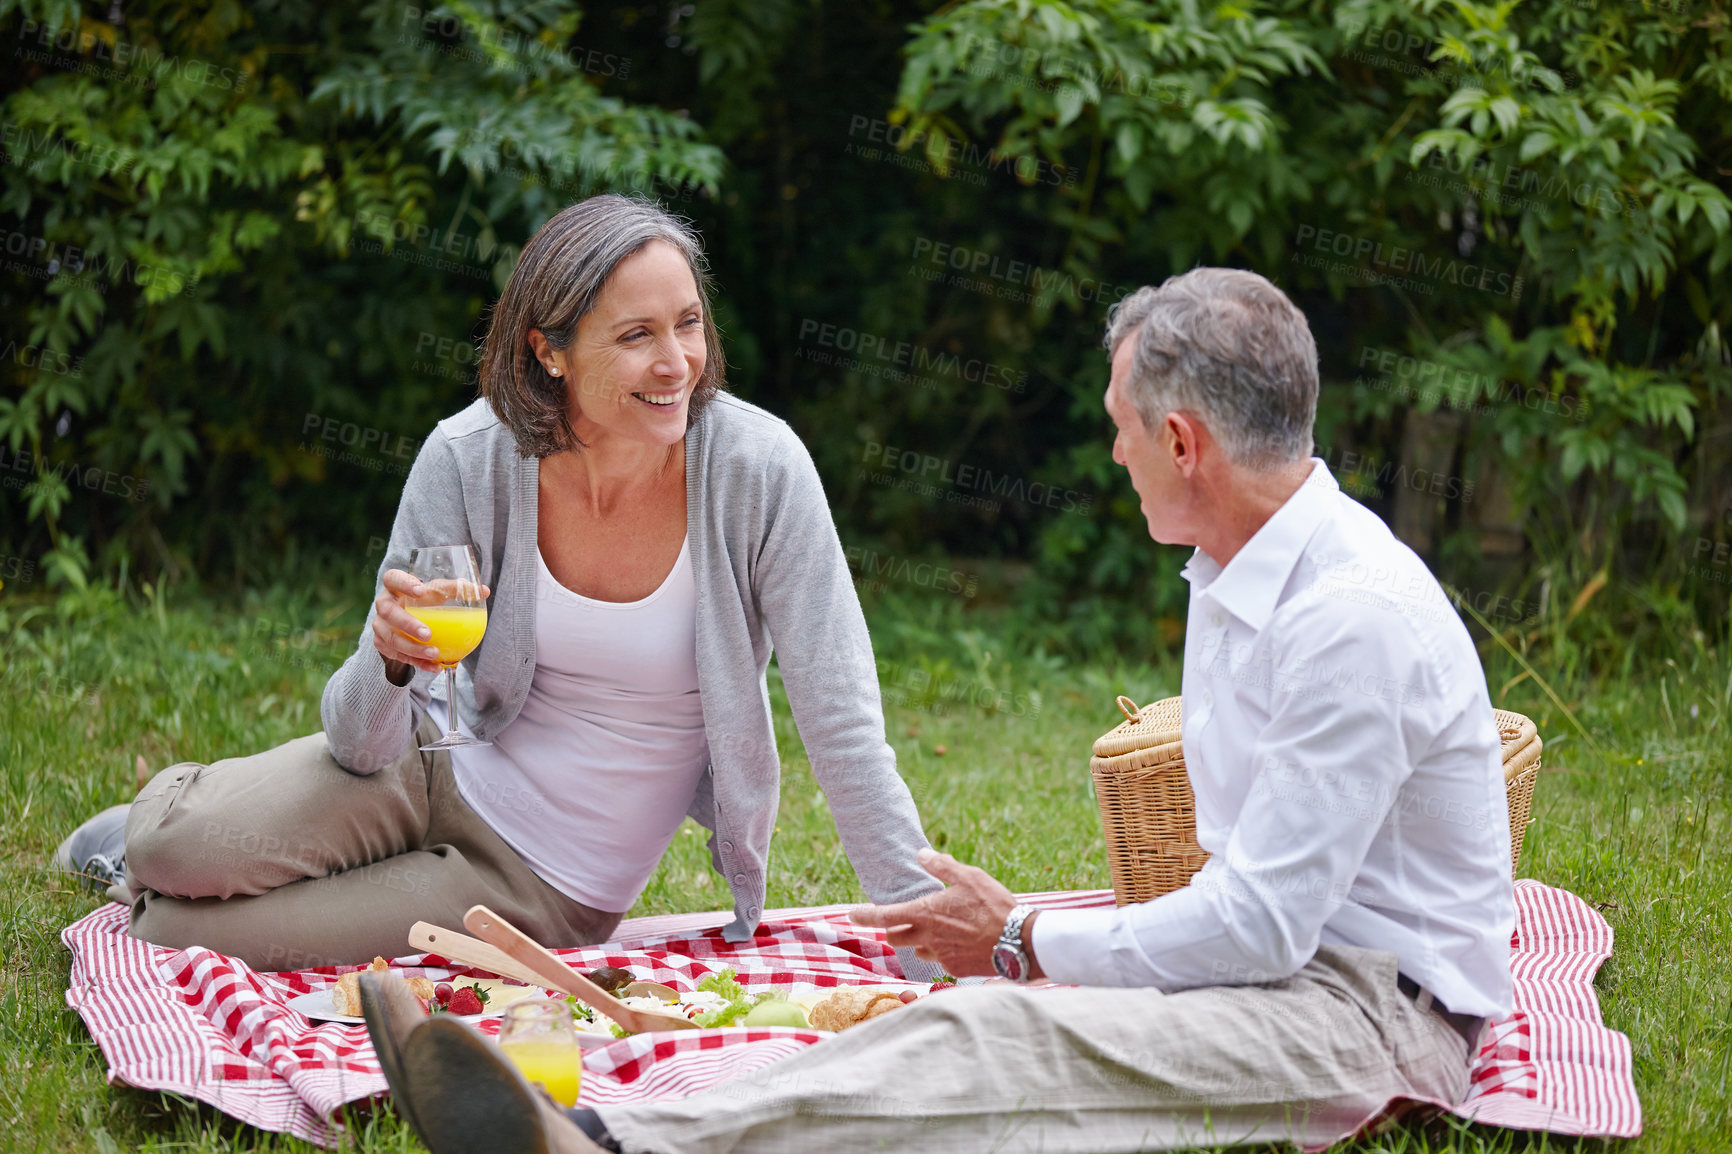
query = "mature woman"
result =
(54, 195, 943, 978)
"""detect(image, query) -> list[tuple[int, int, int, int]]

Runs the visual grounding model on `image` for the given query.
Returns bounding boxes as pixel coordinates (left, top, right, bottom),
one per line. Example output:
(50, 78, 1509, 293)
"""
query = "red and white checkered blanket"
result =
(63, 880, 1639, 1146)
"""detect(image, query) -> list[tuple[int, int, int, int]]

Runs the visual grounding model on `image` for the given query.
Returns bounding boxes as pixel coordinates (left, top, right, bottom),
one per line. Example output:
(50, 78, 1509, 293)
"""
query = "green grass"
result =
(1, 578, 1727, 1152)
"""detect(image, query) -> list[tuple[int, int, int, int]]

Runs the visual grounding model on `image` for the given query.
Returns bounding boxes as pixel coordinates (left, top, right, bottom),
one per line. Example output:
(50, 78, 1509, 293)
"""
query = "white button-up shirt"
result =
(1033, 460, 1515, 1018)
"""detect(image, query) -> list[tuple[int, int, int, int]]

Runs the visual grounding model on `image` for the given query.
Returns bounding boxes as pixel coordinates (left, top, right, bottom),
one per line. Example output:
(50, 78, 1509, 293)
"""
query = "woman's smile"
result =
(630, 387, 685, 407)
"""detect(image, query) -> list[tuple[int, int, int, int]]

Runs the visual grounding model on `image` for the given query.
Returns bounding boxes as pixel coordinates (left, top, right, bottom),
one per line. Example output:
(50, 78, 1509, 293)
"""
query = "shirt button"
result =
(721, 841, 733, 852)
(733, 873, 746, 885)
(747, 906, 759, 919)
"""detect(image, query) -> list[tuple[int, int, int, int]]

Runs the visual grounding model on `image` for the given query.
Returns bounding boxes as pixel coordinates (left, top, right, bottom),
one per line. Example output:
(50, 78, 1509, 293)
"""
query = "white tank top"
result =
(433, 535, 709, 912)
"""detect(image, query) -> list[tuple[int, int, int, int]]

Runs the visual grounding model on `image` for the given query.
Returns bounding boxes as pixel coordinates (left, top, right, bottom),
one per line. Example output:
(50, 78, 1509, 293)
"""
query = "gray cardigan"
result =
(319, 392, 942, 977)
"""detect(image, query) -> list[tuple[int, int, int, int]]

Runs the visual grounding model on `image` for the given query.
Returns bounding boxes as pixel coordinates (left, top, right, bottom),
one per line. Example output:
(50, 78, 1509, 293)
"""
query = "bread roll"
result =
(808, 987, 906, 1032)
(331, 956, 390, 1017)
(860, 997, 902, 1022)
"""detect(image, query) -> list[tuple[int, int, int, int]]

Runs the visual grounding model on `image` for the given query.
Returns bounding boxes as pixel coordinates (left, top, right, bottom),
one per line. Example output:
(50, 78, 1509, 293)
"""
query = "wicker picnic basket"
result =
(1091, 695, 1543, 906)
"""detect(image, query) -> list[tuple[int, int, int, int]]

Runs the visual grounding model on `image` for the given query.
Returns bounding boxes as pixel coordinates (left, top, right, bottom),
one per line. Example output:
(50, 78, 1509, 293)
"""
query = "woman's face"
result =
(532, 240, 707, 449)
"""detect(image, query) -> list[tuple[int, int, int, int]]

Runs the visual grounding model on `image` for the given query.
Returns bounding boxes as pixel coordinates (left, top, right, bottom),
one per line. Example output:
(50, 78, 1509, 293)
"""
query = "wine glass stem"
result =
(443, 663, 461, 742)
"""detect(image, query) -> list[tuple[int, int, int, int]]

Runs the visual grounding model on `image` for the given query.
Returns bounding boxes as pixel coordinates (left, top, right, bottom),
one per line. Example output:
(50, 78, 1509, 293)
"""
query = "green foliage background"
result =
(1, 0, 1730, 669)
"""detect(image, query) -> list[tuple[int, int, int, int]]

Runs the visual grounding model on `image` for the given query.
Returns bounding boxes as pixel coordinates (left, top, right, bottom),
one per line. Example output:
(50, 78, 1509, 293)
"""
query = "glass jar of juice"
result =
(497, 1000, 583, 1107)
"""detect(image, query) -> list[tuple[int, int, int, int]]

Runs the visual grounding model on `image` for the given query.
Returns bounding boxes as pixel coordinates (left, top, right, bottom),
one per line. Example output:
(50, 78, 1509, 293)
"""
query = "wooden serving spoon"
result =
(462, 905, 700, 1033)
(409, 923, 685, 1008)
(407, 922, 553, 989)
(408, 924, 683, 1003)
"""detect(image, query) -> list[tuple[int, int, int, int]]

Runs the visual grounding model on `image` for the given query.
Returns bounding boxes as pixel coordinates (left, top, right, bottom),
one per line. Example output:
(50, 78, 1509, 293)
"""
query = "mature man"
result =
(362, 267, 1515, 1153)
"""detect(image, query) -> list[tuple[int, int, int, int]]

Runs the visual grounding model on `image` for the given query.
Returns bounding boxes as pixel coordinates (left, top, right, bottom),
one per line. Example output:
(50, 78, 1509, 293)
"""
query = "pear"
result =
(742, 997, 811, 1028)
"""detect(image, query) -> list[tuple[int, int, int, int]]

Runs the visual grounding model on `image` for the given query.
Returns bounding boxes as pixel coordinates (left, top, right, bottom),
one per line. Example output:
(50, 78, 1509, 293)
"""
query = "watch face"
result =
(992, 943, 1026, 982)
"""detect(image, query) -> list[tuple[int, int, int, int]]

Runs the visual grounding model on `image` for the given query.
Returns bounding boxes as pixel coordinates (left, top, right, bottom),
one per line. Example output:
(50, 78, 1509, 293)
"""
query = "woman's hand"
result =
(371, 568, 490, 681)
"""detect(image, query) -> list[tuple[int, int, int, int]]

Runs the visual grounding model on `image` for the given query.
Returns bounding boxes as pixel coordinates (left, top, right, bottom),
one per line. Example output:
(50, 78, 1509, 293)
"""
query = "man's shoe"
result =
(359, 973, 431, 1136)
(398, 1017, 605, 1154)
(51, 804, 130, 890)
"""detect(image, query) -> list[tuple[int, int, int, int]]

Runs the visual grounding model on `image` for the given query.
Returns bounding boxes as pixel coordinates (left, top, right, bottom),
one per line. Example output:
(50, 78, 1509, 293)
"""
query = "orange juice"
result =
(406, 606, 487, 665)
(500, 1039, 582, 1106)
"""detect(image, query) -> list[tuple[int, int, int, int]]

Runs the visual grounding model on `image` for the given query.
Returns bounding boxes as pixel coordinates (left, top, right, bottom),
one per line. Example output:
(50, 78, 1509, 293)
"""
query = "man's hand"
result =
(850, 848, 1041, 979)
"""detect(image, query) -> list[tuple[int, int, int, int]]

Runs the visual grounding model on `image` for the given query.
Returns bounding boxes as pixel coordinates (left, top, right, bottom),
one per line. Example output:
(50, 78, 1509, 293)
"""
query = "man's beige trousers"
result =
(601, 943, 1474, 1154)
(122, 709, 620, 970)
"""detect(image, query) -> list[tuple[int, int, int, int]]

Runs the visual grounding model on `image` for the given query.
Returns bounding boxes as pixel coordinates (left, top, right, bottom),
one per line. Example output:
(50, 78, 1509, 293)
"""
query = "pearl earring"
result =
(550, 368, 561, 376)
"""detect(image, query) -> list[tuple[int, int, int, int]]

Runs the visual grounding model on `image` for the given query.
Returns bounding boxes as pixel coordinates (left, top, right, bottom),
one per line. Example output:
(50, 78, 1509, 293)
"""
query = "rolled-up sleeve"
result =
(1034, 604, 1431, 989)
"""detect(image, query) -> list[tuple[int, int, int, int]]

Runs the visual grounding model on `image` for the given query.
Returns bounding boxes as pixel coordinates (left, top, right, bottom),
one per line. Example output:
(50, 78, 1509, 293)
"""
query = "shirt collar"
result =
(1182, 458, 1337, 632)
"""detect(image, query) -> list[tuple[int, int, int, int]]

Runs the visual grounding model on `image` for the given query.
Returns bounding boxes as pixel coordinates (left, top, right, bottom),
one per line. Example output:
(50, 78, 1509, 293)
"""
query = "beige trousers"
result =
(600, 944, 1473, 1154)
(122, 709, 621, 971)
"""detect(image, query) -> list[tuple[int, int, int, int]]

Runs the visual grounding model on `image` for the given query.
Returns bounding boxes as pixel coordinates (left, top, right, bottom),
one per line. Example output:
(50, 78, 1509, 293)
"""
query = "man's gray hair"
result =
(1103, 268, 1317, 470)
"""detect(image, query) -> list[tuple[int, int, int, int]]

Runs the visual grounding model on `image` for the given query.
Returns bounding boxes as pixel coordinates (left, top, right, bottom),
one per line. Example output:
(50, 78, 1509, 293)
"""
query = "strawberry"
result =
(447, 986, 485, 1016)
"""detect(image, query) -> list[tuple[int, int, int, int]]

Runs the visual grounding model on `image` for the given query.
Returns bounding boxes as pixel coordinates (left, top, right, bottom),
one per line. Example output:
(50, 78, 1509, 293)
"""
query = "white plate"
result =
(286, 977, 549, 1025)
(572, 1024, 623, 1049)
(285, 989, 369, 1024)
(283, 983, 810, 1048)
(286, 988, 631, 1050)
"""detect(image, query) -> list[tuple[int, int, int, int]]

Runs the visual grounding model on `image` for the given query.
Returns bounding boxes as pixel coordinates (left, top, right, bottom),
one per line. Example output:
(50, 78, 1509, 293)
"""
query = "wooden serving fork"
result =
(462, 905, 700, 1033)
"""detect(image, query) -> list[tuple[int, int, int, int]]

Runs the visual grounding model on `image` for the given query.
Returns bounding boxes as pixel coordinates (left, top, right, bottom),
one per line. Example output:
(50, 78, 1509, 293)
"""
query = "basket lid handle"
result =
(1116, 695, 1142, 722)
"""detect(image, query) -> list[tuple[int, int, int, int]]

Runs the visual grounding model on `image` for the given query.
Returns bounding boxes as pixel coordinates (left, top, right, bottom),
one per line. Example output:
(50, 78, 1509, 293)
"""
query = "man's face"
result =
(1105, 334, 1189, 544)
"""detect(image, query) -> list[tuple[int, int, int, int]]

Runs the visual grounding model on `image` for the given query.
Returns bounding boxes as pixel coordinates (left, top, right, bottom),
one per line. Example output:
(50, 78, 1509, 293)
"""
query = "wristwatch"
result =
(991, 904, 1037, 982)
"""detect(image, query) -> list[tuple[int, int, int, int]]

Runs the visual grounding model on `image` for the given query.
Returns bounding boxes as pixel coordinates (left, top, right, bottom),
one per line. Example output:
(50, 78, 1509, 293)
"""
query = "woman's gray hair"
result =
(480, 194, 726, 458)
(1103, 268, 1317, 471)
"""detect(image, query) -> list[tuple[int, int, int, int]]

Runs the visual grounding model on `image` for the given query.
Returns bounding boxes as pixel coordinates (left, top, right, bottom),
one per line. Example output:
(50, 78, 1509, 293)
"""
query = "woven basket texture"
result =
(1091, 696, 1543, 907)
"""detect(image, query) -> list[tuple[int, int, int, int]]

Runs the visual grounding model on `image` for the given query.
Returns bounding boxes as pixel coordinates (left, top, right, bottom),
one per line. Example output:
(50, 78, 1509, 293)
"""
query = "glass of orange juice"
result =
(497, 1000, 583, 1108)
(405, 544, 490, 751)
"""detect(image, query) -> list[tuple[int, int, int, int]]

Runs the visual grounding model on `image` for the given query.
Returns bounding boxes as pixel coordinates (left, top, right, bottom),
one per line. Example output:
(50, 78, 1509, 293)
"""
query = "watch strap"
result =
(994, 903, 1037, 982)
(999, 903, 1036, 948)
